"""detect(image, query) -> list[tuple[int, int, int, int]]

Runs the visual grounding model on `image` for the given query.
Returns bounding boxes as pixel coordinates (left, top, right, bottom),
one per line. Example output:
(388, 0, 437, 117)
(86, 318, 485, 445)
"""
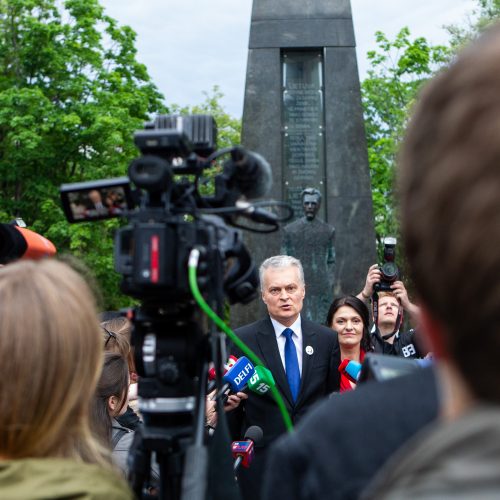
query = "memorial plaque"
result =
(282, 51, 326, 221)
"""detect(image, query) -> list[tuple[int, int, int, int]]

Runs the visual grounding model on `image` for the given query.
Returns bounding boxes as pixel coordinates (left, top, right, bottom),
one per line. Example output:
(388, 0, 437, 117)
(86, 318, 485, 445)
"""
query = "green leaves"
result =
(171, 85, 241, 150)
(0, 0, 164, 308)
(0, 0, 243, 309)
(361, 28, 449, 248)
(364, 1, 500, 252)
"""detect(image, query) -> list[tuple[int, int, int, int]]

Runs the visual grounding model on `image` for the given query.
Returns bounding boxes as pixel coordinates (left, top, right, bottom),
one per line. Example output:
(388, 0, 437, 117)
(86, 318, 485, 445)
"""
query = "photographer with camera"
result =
(356, 239, 426, 359)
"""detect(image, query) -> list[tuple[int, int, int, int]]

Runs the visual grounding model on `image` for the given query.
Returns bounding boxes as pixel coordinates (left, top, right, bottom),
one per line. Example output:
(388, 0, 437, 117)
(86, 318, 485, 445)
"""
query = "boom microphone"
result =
(232, 425, 263, 472)
(0, 222, 56, 264)
(225, 147, 272, 199)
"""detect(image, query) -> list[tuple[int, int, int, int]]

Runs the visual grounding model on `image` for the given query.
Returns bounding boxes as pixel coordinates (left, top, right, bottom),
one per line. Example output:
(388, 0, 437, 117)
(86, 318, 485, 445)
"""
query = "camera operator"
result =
(357, 264, 427, 359)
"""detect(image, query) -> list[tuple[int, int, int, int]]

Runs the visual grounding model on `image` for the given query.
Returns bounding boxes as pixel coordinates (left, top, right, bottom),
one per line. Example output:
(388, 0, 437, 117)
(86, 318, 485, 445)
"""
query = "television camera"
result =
(60, 114, 289, 499)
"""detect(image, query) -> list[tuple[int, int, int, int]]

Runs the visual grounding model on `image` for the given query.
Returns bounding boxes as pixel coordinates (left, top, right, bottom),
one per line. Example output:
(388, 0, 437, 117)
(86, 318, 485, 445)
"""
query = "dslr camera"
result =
(374, 236, 399, 292)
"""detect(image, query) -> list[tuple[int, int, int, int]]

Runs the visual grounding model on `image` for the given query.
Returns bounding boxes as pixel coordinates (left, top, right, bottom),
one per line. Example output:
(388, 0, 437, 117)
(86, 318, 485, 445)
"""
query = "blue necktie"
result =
(283, 328, 300, 402)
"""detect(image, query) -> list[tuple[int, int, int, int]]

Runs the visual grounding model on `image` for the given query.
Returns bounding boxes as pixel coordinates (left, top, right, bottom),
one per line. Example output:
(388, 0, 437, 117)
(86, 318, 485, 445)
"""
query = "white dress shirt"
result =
(270, 315, 303, 375)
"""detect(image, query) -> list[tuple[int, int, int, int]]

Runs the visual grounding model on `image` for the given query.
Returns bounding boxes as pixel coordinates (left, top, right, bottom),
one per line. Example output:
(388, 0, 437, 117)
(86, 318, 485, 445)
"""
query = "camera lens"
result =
(381, 262, 398, 282)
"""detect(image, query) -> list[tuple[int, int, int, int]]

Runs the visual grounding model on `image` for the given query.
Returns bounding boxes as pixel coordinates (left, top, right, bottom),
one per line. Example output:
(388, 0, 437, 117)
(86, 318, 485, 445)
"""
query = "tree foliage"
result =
(361, 28, 449, 247)
(362, 2, 500, 252)
(0, 0, 165, 308)
(446, 0, 500, 49)
(0, 1, 243, 309)
(170, 85, 242, 196)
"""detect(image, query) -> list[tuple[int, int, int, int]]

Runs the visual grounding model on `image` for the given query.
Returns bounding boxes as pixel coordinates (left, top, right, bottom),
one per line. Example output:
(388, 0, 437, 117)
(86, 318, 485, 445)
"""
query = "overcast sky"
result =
(99, 0, 478, 117)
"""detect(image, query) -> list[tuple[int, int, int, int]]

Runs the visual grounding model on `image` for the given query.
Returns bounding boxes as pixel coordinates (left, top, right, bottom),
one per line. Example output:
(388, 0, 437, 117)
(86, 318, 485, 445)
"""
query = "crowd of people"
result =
(2, 20, 500, 500)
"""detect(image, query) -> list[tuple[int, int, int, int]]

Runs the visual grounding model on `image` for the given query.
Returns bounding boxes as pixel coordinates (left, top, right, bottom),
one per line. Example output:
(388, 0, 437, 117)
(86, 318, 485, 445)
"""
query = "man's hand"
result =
(205, 391, 248, 428)
(206, 393, 218, 428)
(225, 391, 248, 412)
(357, 264, 381, 302)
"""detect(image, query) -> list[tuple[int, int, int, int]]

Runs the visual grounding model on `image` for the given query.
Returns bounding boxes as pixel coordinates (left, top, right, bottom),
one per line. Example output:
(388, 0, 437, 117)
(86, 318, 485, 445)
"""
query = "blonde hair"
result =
(0, 259, 110, 466)
(377, 291, 400, 304)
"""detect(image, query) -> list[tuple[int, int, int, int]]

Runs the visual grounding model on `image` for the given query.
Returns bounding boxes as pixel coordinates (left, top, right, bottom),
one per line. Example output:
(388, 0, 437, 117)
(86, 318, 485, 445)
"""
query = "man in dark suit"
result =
(228, 255, 340, 500)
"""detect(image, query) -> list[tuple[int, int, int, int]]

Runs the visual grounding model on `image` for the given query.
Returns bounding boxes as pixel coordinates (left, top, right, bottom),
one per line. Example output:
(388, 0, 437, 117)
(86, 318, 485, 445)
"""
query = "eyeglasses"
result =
(103, 327, 117, 347)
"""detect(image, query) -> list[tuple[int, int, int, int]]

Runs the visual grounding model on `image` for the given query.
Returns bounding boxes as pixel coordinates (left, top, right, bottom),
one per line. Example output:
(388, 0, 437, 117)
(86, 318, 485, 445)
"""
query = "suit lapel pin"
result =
(305, 345, 314, 355)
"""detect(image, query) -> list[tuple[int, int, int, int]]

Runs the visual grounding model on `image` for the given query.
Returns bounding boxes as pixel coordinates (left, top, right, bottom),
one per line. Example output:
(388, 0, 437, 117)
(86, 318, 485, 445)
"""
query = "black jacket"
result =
(371, 327, 427, 358)
(228, 316, 341, 446)
(227, 316, 340, 500)
(262, 366, 438, 500)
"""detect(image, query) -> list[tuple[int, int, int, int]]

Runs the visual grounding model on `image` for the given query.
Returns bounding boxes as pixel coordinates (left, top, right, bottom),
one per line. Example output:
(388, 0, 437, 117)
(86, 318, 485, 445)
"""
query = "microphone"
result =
(339, 359, 362, 383)
(207, 355, 238, 393)
(232, 426, 263, 472)
(0, 222, 56, 264)
(247, 365, 275, 395)
(215, 356, 255, 402)
(225, 147, 272, 199)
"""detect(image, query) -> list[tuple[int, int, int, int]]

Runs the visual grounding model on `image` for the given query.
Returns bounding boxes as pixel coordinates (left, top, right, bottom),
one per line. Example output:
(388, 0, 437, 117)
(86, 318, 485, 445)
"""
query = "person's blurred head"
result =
(399, 23, 500, 403)
(90, 353, 130, 445)
(0, 259, 107, 464)
(88, 189, 102, 204)
(326, 295, 371, 353)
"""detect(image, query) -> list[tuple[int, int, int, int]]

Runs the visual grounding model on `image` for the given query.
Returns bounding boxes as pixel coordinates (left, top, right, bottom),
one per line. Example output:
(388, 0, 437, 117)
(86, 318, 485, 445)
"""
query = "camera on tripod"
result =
(60, 114, 276, 304)
(374, 236, 399, 292)
(60, 114, 281, 499)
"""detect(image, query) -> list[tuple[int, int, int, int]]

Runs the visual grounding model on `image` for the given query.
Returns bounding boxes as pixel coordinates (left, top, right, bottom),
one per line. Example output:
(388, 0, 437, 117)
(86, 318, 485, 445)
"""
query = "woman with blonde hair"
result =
(0, 259, 132, 498)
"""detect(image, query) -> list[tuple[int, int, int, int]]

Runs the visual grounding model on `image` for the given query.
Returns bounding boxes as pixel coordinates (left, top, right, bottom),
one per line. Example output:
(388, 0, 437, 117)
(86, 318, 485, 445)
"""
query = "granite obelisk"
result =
(232, 0, 376, 326)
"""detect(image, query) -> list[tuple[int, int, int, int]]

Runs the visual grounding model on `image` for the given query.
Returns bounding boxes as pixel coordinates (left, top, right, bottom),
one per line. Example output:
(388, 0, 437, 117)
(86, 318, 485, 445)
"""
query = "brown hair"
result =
(90, 353, 129, 445)
(101, 317, 136, 374)
(0, 259, 110, 465)
(399, 23, 500, 402)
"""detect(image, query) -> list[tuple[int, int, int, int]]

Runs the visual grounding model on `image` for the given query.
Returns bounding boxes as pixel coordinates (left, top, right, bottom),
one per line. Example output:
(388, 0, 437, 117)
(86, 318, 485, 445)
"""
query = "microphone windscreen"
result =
(244, 425, 263, 445)
(227, 148, 273, 199)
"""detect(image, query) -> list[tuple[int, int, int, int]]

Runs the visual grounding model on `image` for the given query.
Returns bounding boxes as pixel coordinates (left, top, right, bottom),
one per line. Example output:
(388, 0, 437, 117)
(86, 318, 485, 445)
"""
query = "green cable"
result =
(188, 249, 293, 432)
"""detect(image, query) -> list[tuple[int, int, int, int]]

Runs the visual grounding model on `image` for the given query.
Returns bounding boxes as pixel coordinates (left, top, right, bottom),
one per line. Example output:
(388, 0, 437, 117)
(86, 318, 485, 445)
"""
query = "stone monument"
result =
(231, 0, 377, 327)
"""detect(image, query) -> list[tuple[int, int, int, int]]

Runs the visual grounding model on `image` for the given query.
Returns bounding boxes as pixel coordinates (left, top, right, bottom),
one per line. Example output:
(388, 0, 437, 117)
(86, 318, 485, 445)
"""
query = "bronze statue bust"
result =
(282, 188, 335, 323)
